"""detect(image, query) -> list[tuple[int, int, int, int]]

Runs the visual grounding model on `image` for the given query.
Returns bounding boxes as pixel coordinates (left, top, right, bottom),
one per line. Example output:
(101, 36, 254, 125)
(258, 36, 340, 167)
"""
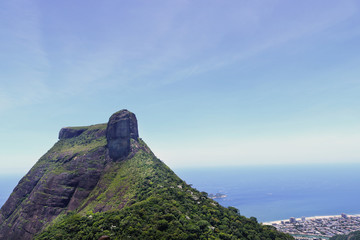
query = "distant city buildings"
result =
(265, 214, 360, 240)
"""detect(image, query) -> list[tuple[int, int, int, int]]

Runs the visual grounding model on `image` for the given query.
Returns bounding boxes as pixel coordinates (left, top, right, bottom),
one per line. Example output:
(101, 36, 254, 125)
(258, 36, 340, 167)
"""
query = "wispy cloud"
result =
(0, 0, 50, 110)
(1, 0, 359, 109)
(159, 131, 360, 168)
(160, 0, 359, 84)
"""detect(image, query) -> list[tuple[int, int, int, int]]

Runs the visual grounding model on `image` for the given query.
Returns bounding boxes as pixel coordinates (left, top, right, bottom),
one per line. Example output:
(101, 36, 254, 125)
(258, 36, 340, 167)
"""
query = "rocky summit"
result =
(106, 110, 139, 161)
(0, 110, 293, 240)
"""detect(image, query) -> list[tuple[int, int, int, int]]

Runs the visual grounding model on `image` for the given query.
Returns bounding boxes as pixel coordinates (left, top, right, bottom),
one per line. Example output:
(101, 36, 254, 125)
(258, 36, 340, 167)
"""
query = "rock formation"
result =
(106, 109, 139, 160)
(59, 127, 86, 139)
(0, 109, 139, 239)
(0, 109, 292, 240)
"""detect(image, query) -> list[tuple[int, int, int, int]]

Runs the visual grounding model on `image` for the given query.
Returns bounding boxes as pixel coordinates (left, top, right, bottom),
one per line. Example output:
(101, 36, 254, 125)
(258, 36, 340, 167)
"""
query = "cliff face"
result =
(106, 110, 139, 160)
(0, 110, 293, 240)
(0, 110, 140, 239)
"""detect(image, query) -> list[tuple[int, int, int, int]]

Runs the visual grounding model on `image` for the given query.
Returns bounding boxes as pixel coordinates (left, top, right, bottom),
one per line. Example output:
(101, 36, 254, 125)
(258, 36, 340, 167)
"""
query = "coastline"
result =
(263, 214, 360, 225)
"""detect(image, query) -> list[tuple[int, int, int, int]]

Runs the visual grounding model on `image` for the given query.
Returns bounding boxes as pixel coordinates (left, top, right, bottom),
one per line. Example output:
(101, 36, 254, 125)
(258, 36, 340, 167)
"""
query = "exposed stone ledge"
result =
(59, 128, 86, 139)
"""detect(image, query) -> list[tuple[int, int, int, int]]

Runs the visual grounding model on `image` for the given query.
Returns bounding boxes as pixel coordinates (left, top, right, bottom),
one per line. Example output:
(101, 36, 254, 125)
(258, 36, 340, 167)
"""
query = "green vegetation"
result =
(53, 124, 107, 156)
(2, 121, 292, 239)
(30, 123, 107, 174)
(331, 231, 360, 240)
(36, 200, 290, 240)
(35, 142, 293, 240)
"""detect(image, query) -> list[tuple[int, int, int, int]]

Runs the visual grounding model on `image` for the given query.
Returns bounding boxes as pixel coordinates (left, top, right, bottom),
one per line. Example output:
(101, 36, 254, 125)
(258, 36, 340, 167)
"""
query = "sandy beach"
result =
(263, 214, 360, 225)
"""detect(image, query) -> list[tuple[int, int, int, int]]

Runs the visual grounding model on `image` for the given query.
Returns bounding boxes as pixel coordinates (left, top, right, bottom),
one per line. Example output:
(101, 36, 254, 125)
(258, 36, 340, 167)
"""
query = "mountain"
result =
(331, 231, 360, 240)
(0, 110, 293, 240)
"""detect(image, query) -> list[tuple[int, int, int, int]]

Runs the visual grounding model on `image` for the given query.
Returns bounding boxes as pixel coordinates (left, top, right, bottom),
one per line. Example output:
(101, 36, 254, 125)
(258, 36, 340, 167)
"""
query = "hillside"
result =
(331, 231, 360, 240)
(0, 110, 293, 240)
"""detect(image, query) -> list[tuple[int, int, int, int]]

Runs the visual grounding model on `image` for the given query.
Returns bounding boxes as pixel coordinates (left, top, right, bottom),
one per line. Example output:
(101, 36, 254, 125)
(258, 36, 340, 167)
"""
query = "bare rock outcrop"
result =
(106, 109, 139, 160)
(0, 109, 140, 239)
(59, 127, 86, 139)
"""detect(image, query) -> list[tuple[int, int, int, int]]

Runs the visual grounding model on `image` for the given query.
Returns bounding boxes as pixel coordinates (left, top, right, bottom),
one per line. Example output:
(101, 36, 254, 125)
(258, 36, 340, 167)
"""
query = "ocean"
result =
(174, 164, 360, 222)
(1, 164, 360, 223)
(0, 175, 23, 207)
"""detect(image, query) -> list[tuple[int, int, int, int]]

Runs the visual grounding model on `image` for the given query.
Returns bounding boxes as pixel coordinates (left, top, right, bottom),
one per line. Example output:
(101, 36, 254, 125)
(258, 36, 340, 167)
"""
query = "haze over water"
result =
(0, 175, 23, 207)
(175, 163, 360, 222)
(2, 164, 359, 223)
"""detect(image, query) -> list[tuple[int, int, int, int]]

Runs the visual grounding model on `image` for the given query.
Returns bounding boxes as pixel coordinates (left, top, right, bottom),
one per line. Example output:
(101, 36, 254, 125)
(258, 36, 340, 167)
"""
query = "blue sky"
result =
(1, 0, 360, 174)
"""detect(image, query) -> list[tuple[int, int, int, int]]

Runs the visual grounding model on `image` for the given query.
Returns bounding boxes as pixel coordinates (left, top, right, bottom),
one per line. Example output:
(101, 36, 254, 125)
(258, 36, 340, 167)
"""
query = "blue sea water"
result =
(0, 175, 22, 207)
(1, 164, 360, 223)
(174, 164, 360, 222)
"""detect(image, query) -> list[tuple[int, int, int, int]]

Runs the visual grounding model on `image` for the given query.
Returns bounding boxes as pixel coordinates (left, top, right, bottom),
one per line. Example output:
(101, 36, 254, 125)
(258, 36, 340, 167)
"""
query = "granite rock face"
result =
(0, 125, 109, 240)
(106, 109, 139, 160)
(59, 127, 86, 139)
(0, 110, 141, 240)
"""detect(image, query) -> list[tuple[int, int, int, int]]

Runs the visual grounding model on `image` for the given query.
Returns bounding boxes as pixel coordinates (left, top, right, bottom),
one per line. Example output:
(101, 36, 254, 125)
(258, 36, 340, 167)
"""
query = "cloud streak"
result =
(0, 0, 51, 110)
(2, 0, 358, 107)
(158, 132, 360, 168)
